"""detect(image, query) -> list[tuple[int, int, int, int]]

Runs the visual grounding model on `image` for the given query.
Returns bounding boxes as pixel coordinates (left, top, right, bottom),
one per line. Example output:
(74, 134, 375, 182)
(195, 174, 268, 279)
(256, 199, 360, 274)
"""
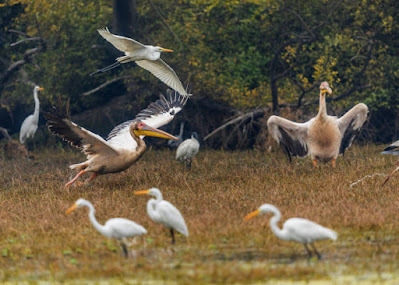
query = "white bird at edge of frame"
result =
(381, 140, 399, 186)
(19, 86, 44, 144)
(135, 188, 188, 244)
(66, 198, 147, 257)
(245, 204, 337, 260)
(92, 27, 191, 98)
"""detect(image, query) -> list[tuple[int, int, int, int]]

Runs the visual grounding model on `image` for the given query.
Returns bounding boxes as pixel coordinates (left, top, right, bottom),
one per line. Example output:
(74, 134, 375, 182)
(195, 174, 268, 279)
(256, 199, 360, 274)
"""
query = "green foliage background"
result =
(0, 0, 398, 143)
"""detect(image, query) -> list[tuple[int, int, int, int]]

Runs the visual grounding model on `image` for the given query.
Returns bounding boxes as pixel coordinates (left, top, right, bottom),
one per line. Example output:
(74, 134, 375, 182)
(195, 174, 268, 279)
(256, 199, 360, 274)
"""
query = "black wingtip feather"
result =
(43, 99, 83, 149)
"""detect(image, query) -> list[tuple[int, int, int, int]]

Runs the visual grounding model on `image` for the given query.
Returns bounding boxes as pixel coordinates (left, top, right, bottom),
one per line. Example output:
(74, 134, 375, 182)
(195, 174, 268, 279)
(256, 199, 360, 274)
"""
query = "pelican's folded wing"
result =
(44, 105, 118, 157)
(267, 115, 310, 161)
(136, 59, 189, 97)
(337, 103, 368, 155)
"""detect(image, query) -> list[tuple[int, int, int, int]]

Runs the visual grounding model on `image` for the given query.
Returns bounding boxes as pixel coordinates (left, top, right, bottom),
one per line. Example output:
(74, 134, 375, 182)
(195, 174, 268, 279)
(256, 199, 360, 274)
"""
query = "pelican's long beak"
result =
(38, 87, 44, 91)
(244, 209, 260, 221)
(326, 87, 332, 94)
(134, 190, 150, 195)
(136, 124, 178, 140)
(66, 203, 78, 215)
(160, 48, 173, 52)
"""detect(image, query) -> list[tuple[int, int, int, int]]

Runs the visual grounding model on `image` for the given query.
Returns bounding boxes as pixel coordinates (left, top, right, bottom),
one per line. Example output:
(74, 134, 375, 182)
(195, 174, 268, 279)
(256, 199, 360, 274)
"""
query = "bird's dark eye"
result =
(170, 110, 175, 115)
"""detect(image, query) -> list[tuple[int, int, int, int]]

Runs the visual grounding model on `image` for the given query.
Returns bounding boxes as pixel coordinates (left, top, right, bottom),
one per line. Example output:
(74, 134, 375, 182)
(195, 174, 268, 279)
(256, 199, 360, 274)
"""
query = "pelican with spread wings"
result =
(44, 90, 188, 187)
(267, 82, 368, 167)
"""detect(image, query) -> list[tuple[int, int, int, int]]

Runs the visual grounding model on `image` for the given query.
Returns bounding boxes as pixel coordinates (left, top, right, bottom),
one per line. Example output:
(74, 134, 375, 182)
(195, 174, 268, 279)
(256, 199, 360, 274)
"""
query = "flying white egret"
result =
(245, 204, 337, 259)
(19, 86, 44, 144)
(381, 140, 399, 186)
(93, 28, 190, 97)
(44, 90, 189, 187)
(267, 82, 368, 167)
(176, 132, 200, 170)
(135, 188, 188, 244)
(168, 121, 185, 148)
(66, 198, 147, 257)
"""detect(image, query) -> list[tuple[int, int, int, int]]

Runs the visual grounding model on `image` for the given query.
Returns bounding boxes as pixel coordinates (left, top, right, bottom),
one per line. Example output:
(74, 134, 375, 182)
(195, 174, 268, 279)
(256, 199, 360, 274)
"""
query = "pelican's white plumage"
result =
(44, 90, 188, 187)
(135, 188, 188, 244)
(96, 28, 190, 97)
(245, 204, 337, 259)
(267, 82, 368, 166)
(176, 132, 200, 169)
(66, 198, 147, 257)
(19, 86, 44, 144)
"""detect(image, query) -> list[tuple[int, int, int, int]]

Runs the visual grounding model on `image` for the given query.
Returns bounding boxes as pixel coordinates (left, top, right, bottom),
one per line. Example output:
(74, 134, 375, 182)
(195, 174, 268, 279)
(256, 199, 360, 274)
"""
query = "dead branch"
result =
(82, 75, 130, 96)
(204, 109, 266, 141)
(146, 0, 183, 49)
(10, 37, 41, 47)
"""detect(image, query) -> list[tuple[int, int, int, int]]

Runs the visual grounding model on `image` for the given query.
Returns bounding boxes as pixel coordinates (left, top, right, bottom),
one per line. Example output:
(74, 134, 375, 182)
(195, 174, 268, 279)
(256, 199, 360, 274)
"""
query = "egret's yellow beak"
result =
(134, 190, 150, 195)
(160, 48, 173, 52)
(38, 87, 44, 91)
(244, 209, 260, 221)
(135, 124, 178, 140)
(66, 203, 78, 215)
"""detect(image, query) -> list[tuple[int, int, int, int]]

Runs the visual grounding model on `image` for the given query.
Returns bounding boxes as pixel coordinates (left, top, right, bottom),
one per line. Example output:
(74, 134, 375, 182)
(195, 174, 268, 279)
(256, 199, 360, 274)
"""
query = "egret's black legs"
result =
(90, 61, 121, 76)
(120, 241, 129, 258)
(310, 243, 322, 260)
(304, 243, 312, 259)
(170, 229, 176, 245)
(186, 158, 192, 170)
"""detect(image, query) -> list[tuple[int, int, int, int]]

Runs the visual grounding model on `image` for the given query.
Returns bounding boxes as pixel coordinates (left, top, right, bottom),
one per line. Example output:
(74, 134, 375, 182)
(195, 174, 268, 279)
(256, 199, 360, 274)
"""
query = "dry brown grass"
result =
(0, 144, 399, 283)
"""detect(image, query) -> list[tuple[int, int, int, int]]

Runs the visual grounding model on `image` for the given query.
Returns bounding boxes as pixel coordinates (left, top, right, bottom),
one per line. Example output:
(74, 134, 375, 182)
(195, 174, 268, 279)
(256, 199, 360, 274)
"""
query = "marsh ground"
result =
(0, 144, 399, 284)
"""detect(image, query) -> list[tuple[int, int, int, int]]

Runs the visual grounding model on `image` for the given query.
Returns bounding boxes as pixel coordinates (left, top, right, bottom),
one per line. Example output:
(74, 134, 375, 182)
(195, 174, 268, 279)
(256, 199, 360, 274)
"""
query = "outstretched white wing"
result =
(136, 59, 189, 97)
(97, 28, 144, 53)
(107, 90, 189, 151)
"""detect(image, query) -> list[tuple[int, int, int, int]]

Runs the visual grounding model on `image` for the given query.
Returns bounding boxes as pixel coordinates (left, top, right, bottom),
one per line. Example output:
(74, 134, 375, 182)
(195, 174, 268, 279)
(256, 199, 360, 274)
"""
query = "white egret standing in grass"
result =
(245, 204, 337, 259)
(135, 188, 188, 244)
(176, 132, 200, 170)
(267, 82, 368, 167)
(381, 140, 399, 186)
(19, 86, 44, 144)
(44, 90, 187, 187)
(93, 28, 190, 97)
(66, 198, 147, 257)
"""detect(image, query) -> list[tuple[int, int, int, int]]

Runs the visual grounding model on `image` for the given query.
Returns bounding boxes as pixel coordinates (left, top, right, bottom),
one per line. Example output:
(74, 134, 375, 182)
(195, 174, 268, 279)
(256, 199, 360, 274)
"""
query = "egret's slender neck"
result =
(151, 191, 163, 201)
(84, 202, 108, 237)
(317, 90, 327, 118)
(268, 208, 290, 241)
(146, 198, 161, 220)
(33, 89, 40, 117)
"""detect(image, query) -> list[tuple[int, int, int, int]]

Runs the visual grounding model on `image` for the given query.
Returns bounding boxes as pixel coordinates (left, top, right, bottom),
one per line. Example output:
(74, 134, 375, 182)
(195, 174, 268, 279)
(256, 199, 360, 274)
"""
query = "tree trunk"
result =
(112, 0, 138, 37)
(271, 78, 279, 114)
